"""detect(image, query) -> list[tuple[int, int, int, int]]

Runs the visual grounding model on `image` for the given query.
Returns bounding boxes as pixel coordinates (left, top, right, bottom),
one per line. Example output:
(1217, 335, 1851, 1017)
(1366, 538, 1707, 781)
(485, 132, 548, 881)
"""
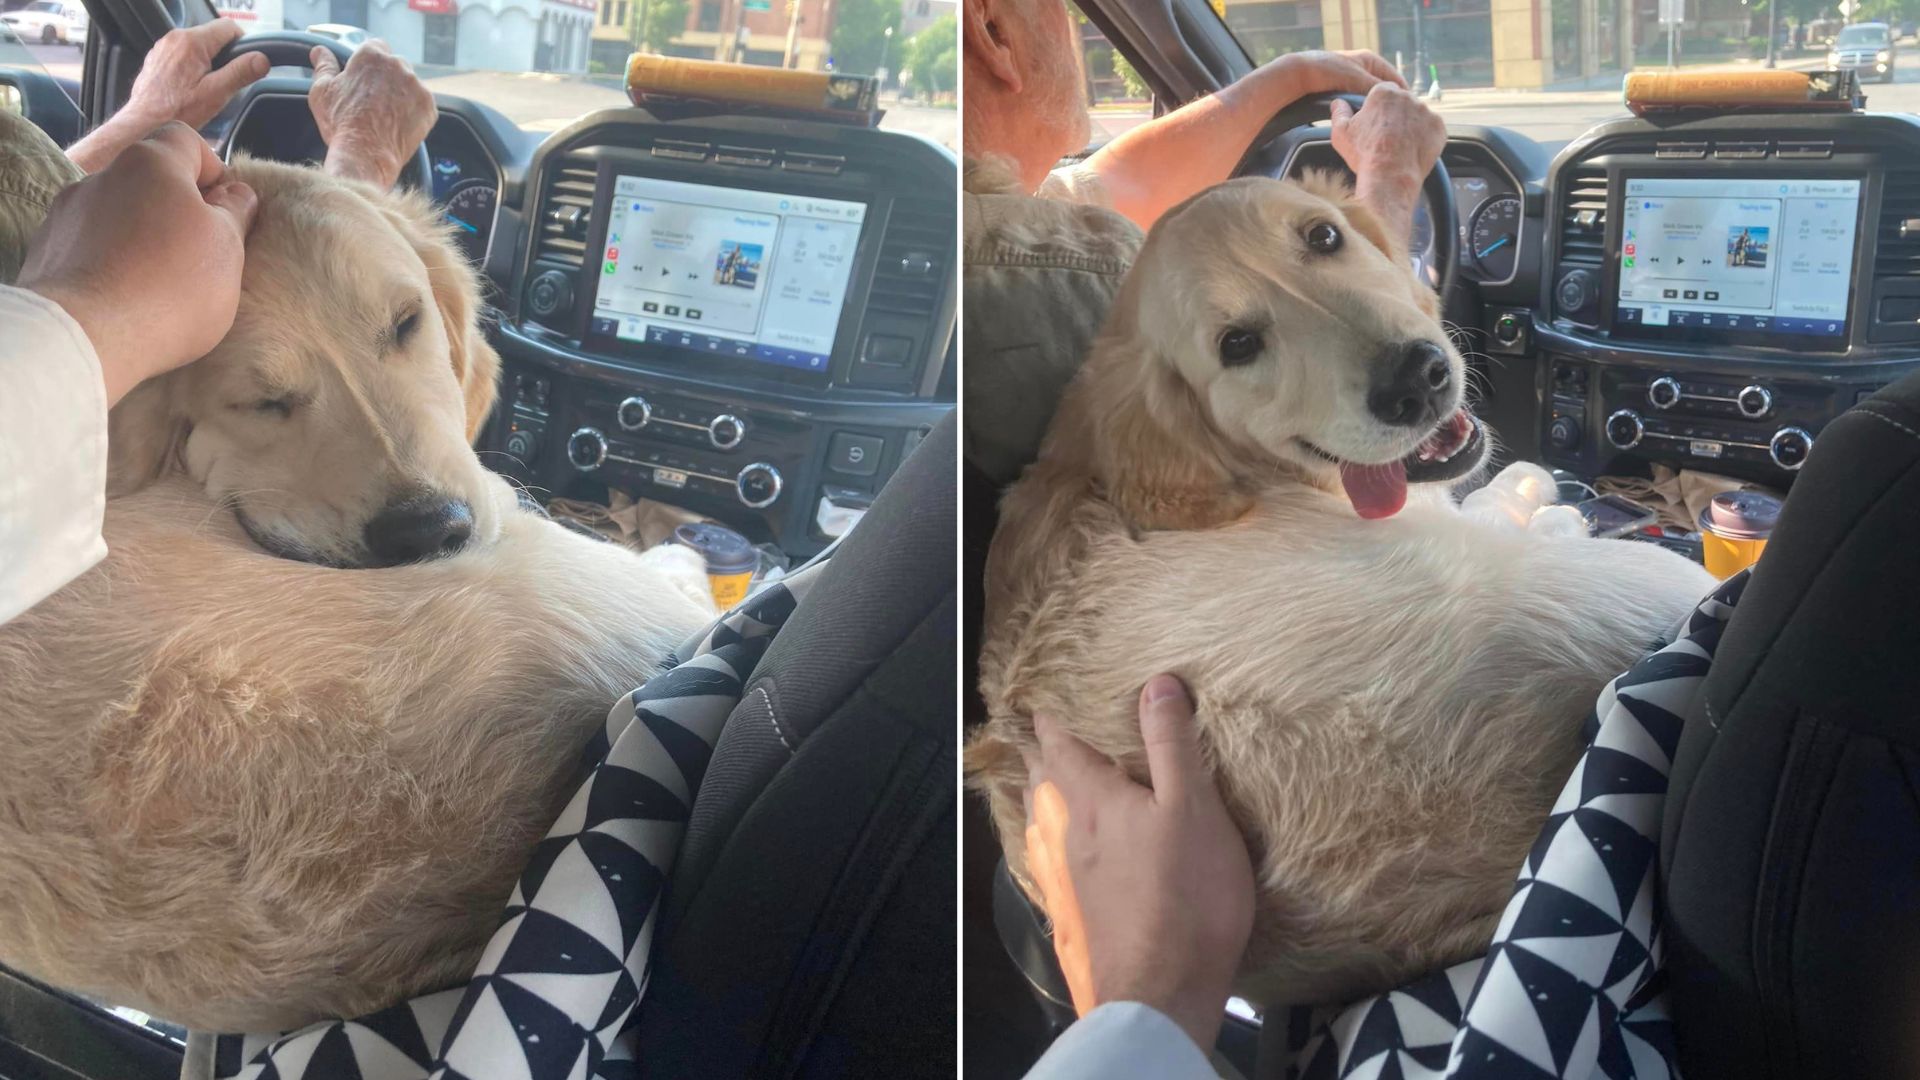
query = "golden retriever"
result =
(0, 159, 717, 1031)
(968, 174, 1717, 1007)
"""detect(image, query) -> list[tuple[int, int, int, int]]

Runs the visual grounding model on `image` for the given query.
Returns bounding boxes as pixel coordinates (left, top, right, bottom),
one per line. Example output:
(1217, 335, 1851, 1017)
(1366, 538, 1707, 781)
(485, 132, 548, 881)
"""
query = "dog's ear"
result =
(106, 378, 186, 495)
(1068, 331, 1252, 531)
(379, 194, 502, 441)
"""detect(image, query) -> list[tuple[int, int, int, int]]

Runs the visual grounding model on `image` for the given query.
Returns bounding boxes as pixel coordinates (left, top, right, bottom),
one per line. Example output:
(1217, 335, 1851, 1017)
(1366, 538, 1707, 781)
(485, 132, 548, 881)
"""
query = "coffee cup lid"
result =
(1698, 490, 1782, 541)
(672, 522, 758, 574)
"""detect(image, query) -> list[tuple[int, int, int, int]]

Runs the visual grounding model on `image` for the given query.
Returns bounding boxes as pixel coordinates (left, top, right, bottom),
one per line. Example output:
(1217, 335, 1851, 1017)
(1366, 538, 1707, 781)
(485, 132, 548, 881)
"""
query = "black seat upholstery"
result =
(1660, 370, 1920, 1079)
(631, 412, 957, 1078)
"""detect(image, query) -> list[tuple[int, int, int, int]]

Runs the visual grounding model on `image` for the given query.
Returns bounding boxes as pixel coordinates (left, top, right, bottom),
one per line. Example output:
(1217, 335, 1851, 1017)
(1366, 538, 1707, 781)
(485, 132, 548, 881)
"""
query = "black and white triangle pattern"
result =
(198, 570, 820, 1080)
(1283, 570, 1749, 1080)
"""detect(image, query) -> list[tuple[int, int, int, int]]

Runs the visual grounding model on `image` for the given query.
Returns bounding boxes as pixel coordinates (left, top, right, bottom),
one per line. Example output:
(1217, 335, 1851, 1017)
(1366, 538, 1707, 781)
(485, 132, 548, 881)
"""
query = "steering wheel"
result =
(210, 30, 434, 192)
(1233, 92, 1456, 301)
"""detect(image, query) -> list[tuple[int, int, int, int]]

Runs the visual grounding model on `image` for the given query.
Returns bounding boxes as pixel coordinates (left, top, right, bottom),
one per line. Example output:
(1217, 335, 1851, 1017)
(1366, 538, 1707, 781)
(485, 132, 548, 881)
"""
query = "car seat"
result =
(1659, 370, 1920, 1079)
(627, 412, 957, 1078)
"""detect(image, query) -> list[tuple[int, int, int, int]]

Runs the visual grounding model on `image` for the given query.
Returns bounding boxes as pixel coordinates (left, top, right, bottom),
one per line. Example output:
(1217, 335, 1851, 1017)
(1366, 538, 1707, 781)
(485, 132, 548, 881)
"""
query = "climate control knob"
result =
(1647, 377, 1681, 411)
(566, 427, 608, 471)
(617, 395, 652, 432)
(708, 413, 747, 450)
(1547, 414, 1582, 451)
(1737, 384, 1773, 420)
(735, 461, 783, 508)
(1770, 426, 1814, 471)
(1605, 409, 1644, 451)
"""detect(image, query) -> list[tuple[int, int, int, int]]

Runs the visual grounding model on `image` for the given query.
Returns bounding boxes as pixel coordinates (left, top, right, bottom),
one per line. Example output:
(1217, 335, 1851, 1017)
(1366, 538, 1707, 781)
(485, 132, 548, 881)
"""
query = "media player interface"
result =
(1615, 177, 1861, 337)
(592, 175, 868, 372)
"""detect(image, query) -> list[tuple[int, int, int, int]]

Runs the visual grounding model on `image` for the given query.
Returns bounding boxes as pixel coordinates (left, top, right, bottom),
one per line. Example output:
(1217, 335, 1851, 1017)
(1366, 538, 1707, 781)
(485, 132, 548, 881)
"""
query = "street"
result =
(7, 41, 957, 147)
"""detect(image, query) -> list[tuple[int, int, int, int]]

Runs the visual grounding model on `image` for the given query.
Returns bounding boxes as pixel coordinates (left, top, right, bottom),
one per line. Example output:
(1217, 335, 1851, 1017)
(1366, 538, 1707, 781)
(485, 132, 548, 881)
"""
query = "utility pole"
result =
(1410, 0, 1429, 94)
(1765, 0, 1777, 67)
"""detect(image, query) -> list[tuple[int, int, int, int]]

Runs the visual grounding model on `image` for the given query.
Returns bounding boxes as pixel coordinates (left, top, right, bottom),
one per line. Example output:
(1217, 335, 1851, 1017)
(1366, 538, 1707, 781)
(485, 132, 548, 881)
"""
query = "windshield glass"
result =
(1835, 25, 1888, 46)
(1210, 0, 1908, 147)
(222, 0, 955, 143)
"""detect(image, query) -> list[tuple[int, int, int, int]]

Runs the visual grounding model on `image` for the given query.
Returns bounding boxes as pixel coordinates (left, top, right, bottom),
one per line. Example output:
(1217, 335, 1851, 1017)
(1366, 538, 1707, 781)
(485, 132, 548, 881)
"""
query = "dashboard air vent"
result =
(868, 198, 956, 318)
(782, 151, 846, 175)
(1876, 169, 1920, 279)
(1713, 140, 1769, 160)
(1654, 140, 1708, 160)
(1559, 167, 1609, 267)
(715, 144, 776, 167)
(1777, 138, 1836, 160)
(651, 139, 711, 161)
(536, 156, 595, 268)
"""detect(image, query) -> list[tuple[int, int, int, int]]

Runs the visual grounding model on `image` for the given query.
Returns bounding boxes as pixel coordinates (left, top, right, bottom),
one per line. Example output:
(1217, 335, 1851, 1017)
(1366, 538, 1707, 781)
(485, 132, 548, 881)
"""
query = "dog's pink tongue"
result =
(1340, 460, 1409, 520)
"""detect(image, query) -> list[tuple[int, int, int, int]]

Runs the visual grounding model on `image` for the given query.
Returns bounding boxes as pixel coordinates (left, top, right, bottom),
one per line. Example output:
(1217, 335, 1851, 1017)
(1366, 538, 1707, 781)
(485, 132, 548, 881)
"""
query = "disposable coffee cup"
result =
(671, 523, 758, 609)
(1697, 491, 1782, 579)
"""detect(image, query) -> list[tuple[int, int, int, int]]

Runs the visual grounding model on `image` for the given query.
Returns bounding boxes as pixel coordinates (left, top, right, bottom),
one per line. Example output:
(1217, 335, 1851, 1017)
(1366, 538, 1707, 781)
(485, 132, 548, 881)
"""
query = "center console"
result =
(1522, 114, 1920, 486)
(480, 112, 955, 559)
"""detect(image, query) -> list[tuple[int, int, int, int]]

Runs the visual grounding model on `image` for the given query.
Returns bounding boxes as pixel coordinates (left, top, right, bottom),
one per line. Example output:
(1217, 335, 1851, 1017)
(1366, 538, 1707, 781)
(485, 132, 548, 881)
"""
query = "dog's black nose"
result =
(1367, 341, 1453, 428)
(363, 496, 474, 565)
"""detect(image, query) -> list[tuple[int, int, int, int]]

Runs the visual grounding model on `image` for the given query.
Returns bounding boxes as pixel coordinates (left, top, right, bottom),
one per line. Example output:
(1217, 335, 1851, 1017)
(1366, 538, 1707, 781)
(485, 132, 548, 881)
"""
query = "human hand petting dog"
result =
(65, 21, 269, 173)
(18, 123, 257, 406)
(1330, 83, 1448, 249)
(1024, 675, 1255, 1053)
(309, 41, 438, 188)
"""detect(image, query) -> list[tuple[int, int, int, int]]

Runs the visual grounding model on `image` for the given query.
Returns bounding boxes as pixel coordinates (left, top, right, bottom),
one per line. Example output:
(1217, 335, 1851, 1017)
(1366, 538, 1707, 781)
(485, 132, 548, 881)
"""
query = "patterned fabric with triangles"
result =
(197, 569, 820, 1080)
(1281, 570, 1749, 1080)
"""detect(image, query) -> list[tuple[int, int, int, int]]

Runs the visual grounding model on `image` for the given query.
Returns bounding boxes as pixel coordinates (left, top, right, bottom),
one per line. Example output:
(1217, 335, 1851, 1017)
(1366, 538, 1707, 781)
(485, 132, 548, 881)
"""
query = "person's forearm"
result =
(1079, 63, 1308, 231)
(65, 108, 164, 174)
(323, 135, 405, 188)
(1354, 169, 1423, 258)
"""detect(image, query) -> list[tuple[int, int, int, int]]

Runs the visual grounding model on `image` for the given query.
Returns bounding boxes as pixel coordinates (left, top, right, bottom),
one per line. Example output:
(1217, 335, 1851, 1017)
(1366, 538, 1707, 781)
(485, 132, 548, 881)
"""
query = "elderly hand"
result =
(309, 41, 437, 188)
(18, 123, 257, 406)
(1023, 675, 1256, 1053)
(1329, 82, 1447, 242)
(65, 21, 268, 173)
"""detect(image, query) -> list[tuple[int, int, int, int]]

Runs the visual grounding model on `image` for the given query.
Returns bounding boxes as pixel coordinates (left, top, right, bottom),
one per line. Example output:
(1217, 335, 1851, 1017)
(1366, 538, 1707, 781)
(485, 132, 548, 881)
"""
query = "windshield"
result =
(1835, 25, 1888, 46)
(221, 0, 955, 144)
(1206, 0, 1908, 147)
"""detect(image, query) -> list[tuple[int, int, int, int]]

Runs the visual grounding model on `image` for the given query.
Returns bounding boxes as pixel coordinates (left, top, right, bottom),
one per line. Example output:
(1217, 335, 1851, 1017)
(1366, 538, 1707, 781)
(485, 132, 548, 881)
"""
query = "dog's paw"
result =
(1528, 503, 1589, 537)
(637, 542, 720, 611)
(1489, 461, 1560, 512)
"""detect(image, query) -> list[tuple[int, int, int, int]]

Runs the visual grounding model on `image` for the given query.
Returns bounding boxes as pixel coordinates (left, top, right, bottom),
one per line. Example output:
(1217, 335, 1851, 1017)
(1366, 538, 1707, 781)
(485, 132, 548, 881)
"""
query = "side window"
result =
(1072, 5, 1150, 145)
(1218, 0, 1324, 62)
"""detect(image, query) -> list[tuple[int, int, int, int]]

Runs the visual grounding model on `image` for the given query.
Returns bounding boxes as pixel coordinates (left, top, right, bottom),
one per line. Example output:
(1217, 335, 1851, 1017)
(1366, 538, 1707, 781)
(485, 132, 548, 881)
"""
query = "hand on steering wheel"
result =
(210, 30, 434, 191)
(1235, 88, 1456, 300)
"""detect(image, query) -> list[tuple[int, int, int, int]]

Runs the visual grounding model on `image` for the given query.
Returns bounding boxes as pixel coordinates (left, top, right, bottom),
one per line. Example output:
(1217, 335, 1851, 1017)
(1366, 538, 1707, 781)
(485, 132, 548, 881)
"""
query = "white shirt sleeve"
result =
(1023, 1002, 1220, 1079)
(0, 284, 109, 625)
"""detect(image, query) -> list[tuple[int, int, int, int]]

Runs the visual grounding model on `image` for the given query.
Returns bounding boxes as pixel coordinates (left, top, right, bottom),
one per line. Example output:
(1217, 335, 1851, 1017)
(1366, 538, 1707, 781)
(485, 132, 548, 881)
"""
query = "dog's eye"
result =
(1218, 328, 1264, 367)
(392, 310, 422, 349)
(253, 398, 294, 418)
(1304, 222, 1343, 254)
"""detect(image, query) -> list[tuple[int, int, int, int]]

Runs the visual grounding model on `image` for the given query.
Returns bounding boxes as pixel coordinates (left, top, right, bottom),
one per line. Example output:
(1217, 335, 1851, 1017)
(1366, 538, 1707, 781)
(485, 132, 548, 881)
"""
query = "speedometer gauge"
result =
(1468, 195, 1522, 281)
(443, 178, 498, 266)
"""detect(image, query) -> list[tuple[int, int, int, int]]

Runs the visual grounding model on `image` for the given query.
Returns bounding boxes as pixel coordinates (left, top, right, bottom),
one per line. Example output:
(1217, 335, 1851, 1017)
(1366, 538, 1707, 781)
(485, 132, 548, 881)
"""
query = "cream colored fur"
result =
(0, 161, 717, 1031)
(968, 175, 1717, 1007)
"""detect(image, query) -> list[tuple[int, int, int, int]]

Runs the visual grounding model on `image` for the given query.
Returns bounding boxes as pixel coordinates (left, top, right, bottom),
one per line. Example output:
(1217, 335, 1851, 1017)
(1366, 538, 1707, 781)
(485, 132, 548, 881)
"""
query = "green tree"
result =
(830, 0, 904, 74)
(630, 0, 691, 53)
(1112, 51, 1149, 100)
(902, 13, 956, 96)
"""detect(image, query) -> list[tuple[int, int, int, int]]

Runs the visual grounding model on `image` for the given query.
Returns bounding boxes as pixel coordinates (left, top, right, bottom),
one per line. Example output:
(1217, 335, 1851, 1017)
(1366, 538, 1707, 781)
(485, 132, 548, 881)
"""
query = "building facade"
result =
(589, 0, 838, 74)
(285, 0, 597, 72)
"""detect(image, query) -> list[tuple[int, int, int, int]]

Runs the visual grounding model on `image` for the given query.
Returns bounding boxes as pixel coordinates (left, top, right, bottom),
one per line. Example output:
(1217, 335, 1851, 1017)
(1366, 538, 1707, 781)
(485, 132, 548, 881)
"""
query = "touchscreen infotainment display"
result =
(589, 175, 867, 373)
(1614, 177, 1861, 340)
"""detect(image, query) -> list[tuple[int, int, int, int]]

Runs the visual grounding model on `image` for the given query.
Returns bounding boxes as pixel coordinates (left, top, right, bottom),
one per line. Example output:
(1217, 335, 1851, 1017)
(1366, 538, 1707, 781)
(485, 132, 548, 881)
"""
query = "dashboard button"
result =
(1647, 377, 1681, 410)
(527, 270, 573, 320)
(1605, 409, 1644, 451)
(567, 427, 608, 471)
(1547, 415, 1582, 451)
(1737, 385, 1773, 419)
(708, 413, 747, 450)
(828, 432, 884, 477)
(861, 333, 914, 368)
(1770, 427, 1814, 471)
(736, 462, 783, 508)
(617, 395, 652, 432)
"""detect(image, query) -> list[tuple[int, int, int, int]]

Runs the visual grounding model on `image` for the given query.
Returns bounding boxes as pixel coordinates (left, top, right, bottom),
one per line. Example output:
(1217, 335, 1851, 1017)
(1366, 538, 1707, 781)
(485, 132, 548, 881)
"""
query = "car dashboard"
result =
(219, 89, 956, 562)
(1284, 109, 1920, 493)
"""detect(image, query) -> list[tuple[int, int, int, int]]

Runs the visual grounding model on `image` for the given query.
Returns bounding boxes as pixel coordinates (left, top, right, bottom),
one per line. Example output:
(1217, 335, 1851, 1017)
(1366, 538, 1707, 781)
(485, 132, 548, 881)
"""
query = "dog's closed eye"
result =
(390, 308, 423, 351)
